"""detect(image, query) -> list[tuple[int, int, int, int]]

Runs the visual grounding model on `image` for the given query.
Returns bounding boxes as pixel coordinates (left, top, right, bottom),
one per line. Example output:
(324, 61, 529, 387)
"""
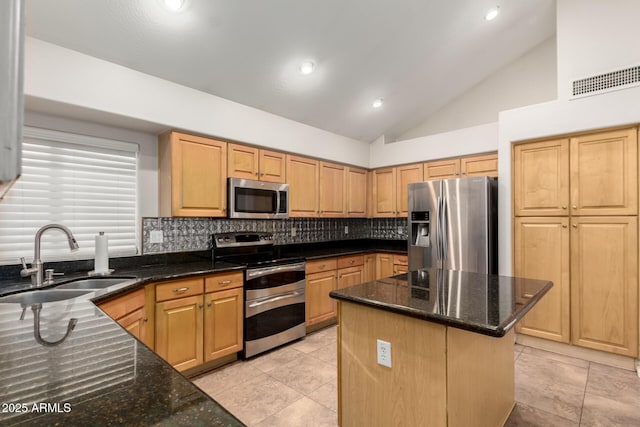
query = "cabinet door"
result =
(346, 166, 367, 217)
(376, 253, 394, 279)
(287, 155, 319, 217)
(363, 254, 377, 282)
(228, 143, 259, 180)
(396, 163, 424, 217)
(99, 288, 152, 348)
(306, 270, 337, 326)
(461, 153, 498, 177)
(513, 139, 569, 216)
(319, 161, 346, 217)
(155, 295, 204, 371)
(372, 168, 396, 217)
(259, 149, 286, 183)
(514, 217, 570, 343)
(164, 133, 227, 217)
(570, 216, 638, 357)
(119, 307, 149, 344)
(204, 287, 243, 362)
(393, 265, 408, 275)
(424, 158, 460, 180)
(570, 128, 638, 216)
(337, 266, 364, 289)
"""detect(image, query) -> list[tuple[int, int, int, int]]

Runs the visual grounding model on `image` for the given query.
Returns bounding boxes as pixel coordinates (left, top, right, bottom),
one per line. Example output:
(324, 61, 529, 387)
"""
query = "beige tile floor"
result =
(193, 326, 640, 427)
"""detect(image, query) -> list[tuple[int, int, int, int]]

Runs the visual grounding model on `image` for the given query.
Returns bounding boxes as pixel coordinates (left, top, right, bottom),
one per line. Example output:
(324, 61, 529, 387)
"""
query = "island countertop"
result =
(329, 268, 552, 337)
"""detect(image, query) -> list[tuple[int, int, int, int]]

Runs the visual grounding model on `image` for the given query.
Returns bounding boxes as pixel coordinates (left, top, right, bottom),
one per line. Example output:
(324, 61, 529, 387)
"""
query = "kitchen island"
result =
(329, 268, 552, 427)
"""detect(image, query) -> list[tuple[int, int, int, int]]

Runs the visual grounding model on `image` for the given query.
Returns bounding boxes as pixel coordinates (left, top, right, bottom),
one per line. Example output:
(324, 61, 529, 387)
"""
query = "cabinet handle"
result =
(255, 171, 259, 176)
(207, 302, 212, 307)
(572, 224, 577, 228)
(218, 280, 232, 285)
(562, 206, 567, 209)
(172, 287, 189, 293)
(260, 172, 265, 176)
(572, 205, 577, 209)
(562, 225, 568, 228)
(143, 317, 148, 322)
(199, 304, 204, 309)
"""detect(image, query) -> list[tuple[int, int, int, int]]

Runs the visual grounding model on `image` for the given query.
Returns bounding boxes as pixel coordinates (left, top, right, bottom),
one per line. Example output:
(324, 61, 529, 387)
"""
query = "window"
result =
(0, 127, 138, 265)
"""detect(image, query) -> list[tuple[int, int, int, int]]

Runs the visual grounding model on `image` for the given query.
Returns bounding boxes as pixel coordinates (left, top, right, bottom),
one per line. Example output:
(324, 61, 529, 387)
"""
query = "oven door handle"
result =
(246, 262, 306, 279)
(248, 291, 302, 308)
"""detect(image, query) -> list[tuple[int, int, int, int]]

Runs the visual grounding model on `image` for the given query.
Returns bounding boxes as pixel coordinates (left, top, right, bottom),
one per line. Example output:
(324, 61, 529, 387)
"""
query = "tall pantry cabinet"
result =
(513, 127, 639, 357)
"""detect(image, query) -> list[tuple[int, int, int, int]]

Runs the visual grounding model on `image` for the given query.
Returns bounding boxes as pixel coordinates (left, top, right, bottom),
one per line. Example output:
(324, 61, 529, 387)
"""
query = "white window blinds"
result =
(0, 127, 138, 265)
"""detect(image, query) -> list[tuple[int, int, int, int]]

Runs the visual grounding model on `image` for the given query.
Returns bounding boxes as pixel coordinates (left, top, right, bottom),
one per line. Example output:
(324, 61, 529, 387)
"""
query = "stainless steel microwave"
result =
(228, 178, 289, 219)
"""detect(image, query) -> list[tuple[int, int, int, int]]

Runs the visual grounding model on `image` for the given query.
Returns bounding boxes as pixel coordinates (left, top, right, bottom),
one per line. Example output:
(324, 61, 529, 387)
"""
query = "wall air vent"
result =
(572, 65, 640, 98)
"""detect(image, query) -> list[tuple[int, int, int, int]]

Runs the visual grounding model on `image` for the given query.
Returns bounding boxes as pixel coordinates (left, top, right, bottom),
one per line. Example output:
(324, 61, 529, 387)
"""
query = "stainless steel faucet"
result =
(20, 224, 79, 287)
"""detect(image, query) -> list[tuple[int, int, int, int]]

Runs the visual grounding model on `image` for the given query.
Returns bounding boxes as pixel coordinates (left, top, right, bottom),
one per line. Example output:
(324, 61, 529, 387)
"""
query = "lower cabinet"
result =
(376, 253, 394, 279)
(306, 259, 338, 327)
(98, 286, 153, 349)
(393, 254, 408, 275)
(363, 254, 376, 282)
(154, 272, 244, 372)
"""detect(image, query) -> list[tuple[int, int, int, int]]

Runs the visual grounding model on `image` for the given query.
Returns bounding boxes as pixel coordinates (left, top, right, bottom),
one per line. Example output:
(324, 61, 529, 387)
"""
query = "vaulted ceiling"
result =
(25, 0, 556, 142)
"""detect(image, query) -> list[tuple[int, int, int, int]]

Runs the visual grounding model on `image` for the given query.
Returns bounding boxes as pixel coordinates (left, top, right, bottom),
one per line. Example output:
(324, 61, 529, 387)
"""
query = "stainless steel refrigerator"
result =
(408, 176, 498, 274)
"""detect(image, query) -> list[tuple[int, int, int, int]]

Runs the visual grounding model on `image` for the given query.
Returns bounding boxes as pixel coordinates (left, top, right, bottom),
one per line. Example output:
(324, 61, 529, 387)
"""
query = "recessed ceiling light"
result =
(299, 61, 315, 75)
(164, 0, 184, 11)
(372, 99, 383, 108)
(485, 6, 500, 21)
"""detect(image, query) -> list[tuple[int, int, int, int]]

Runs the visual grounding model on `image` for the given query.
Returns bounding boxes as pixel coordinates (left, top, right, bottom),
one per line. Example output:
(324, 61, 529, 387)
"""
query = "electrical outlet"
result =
(150, 230, 163, 244)
(344, 226, 349, 234)
(397, 226, 403, 235)
(377, 339, 392, 368)
(291, 227, 297, 237)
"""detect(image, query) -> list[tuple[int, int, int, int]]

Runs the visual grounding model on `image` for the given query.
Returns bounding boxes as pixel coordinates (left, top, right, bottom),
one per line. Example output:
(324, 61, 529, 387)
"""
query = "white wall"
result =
(399, 36, 557, 141)
(24, 37, 371, 168)
(557, 0, 640, 100)
(24, 111, 159, 219)
(369, 122, 498, 169)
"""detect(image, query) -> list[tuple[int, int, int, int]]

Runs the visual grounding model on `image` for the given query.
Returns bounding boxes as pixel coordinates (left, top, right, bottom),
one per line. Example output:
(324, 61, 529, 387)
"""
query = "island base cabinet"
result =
(337, 301, 515, 427)
(155, 295, 204, 372)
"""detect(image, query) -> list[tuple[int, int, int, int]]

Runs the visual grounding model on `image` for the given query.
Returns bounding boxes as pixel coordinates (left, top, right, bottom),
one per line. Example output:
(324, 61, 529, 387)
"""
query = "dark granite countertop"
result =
(329, 268, 552, 337)
(0, 239, 407, 425)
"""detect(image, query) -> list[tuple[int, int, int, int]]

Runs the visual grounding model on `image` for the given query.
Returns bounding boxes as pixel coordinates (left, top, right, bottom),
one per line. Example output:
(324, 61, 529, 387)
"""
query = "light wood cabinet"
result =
(372, 167, 396, 217)
(204, 287, 243, 362)
(227, 143, 286, 183)
(306, 269, 338, 326)
(513, 128, 637, 217)
(513, 127, 639, 358)
(319, 161, 346, 217)
(372, 164, 422, 217)
(514, 217, 570, 343)
(154, 272, 244, 372)
(287, 154, 319, 217)
(396, 164, 424, 217)
(461, 153, 498, 177)
(158, 131, 227, 217)
(570, 216, 638, 357)
(424, 158, 460, 180)
(364, 254, 376, 282)
(155, 294, 204, 372)
(376, 253, 394, 279)
(99, 287, 153, 349)
(513, 138, 570, 217)
(393, 254, 408, 275)
(569, 128, 637, 216)
(337, 255, 365, 290)
(346, 166, 367, 217)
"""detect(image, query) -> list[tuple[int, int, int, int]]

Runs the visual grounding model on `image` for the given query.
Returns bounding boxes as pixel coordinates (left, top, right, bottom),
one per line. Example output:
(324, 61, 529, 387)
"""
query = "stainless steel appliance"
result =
(408, 176, 497, 274)
(213, 232, 305, 358)
(228, 178, 289, 219)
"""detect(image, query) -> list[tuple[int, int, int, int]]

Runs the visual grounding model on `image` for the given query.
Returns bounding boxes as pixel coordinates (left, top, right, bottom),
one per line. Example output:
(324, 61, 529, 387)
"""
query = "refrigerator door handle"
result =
(435, 196, 441, 262)
(436, 195, 444, 263)
(441, 196, 448, 261)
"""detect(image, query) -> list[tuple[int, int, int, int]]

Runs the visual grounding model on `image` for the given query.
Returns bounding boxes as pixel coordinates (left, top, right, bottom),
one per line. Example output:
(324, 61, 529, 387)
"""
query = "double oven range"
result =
(213, 232, 306, 358)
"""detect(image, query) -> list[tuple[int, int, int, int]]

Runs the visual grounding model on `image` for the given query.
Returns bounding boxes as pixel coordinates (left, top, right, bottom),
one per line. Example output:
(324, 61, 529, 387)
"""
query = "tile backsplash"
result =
(142, 217, 408, 254)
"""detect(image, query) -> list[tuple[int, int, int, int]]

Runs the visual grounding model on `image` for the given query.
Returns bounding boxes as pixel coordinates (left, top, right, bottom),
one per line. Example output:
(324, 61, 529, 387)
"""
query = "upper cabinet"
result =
(372, 164, 423, 217)
(346, 166, 367, 217)
(287, 154, 320, 217)
(319, 161, 346, 217)
(461, 153, 498, 177)
(158, 131, 227, 217)
(424, 158, 460, 180)
(513, 128, 637, 216)
(227, 143, 286, 183)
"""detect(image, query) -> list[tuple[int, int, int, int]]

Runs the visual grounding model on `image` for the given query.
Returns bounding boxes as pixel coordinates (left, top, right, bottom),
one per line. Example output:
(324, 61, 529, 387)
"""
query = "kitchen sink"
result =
(0, 289, 93, 304)
(55, 277, 135, 290)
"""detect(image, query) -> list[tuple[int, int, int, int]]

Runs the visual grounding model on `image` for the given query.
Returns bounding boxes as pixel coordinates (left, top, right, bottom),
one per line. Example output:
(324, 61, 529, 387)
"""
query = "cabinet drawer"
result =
(306, 258, 338, 274)
(99, 288, 145, 321)
(394, 255, 408, 266)
(205, 271, 243, 292)
(156, 277, 204, 302)
(337, 255, 364, 269)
